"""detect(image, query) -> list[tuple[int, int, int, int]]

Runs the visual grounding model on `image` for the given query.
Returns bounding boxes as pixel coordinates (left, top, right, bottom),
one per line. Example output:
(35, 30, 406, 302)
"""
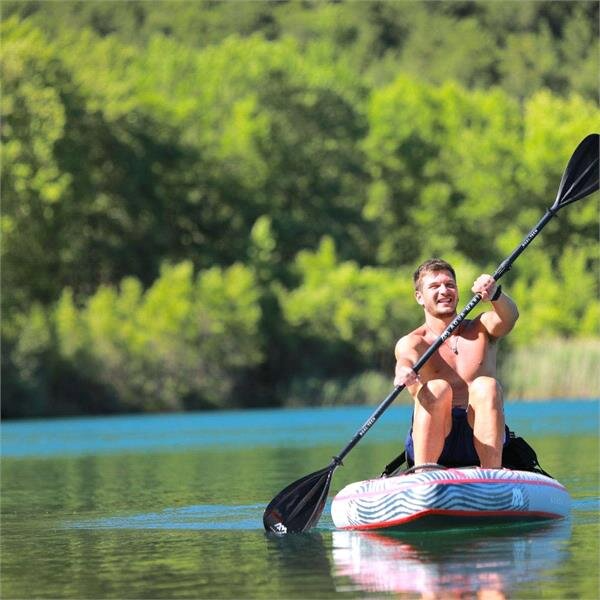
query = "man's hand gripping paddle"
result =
(263, 133, 599, 534)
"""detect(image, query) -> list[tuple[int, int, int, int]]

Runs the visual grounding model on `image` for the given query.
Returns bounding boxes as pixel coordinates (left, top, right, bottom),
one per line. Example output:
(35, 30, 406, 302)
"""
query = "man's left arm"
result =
(472, 274, 519, 338)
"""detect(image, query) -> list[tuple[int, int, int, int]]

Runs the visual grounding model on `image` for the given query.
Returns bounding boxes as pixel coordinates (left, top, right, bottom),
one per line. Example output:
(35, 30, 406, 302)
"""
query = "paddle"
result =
(263, 133, 599, 534)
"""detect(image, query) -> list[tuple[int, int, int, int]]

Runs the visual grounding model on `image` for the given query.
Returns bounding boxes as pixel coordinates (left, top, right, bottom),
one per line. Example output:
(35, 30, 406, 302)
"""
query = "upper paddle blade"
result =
(263, 464, 335, 534)
(553, 133, 599, 210)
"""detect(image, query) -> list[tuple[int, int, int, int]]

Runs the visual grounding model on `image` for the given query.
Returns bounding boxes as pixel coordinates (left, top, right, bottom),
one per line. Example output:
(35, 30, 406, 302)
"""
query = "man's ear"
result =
(415, 289, 424, 306)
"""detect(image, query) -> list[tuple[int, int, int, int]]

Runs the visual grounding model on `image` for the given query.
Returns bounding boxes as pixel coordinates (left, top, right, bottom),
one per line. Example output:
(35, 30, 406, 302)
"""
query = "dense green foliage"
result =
(2, 1, 599, 417)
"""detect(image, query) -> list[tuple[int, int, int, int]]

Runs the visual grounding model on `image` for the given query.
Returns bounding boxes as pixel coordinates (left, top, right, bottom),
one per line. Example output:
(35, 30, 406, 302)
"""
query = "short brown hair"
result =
(413, 258, 456, 290)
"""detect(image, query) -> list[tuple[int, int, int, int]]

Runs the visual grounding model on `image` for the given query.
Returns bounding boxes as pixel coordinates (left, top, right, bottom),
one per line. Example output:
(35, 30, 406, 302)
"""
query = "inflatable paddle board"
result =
(331, 467, 570, 531)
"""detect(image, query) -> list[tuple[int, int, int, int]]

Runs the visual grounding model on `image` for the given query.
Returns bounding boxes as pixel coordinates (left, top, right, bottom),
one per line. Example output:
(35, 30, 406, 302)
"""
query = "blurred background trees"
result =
(2, 1, 598, 417)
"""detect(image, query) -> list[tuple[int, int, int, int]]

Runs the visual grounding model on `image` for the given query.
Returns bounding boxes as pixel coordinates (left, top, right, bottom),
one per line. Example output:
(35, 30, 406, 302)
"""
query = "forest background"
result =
(2, 0, 599, 418)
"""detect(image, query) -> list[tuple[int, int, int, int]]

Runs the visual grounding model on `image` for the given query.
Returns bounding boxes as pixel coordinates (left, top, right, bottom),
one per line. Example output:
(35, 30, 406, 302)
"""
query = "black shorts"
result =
(405, 407, 508, 467)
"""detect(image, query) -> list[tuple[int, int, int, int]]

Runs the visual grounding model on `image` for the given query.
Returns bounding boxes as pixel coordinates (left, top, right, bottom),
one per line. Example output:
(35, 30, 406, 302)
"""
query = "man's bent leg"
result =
(467, 376, 504, 468)
(412, 379, 452, 465)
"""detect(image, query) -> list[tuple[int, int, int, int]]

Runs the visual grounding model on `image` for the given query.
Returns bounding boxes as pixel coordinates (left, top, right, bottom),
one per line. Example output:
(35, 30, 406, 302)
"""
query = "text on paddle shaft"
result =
(358, 415, 377, 437)
(521, 228, 539, 249)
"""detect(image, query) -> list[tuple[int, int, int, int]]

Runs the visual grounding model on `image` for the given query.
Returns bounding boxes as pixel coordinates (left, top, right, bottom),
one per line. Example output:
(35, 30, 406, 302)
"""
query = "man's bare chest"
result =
(418, 330, 495, 384)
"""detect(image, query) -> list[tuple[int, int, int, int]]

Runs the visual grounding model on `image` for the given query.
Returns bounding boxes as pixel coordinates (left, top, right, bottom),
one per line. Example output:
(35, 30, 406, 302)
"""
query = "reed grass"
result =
(500, 338, 600, 400)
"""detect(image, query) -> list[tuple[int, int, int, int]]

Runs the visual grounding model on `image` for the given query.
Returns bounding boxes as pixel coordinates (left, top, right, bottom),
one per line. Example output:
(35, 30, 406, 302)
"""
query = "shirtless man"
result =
(394, 258, 519, 469)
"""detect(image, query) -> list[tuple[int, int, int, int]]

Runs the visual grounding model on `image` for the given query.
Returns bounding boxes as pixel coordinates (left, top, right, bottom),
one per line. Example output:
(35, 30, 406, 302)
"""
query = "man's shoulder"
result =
(396, 326, 427, 348)
(466, 314, 498, 341)
(464, 315, 485, 330)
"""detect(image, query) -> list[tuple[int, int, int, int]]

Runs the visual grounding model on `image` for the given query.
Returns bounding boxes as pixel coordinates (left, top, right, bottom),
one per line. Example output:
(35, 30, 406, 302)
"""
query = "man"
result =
(394, 258, 519, 469)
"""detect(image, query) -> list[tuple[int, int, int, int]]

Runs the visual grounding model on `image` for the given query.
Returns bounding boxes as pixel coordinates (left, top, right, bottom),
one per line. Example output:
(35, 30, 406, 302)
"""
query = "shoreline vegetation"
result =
(2, 2, 599, 419)
(499, 339, 600, 401)
(3, 337, 598, 420)
(284, 337, 600, 407)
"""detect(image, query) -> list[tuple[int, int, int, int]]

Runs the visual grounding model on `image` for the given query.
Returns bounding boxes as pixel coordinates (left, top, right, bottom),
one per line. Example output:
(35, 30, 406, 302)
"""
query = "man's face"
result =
(415, 269, 458, 317)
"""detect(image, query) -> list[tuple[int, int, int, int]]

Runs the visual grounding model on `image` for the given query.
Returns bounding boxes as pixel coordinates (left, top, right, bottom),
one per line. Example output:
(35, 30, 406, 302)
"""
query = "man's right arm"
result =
(394, 334, 421, 388)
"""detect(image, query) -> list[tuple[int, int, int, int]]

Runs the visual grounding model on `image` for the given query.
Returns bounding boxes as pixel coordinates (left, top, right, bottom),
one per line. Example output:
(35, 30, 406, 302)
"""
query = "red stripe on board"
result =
(341, 509, 565, 531)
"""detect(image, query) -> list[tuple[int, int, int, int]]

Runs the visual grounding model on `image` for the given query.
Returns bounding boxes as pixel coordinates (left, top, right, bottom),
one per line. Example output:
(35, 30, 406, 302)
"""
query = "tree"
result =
(53, 261, 264, 412)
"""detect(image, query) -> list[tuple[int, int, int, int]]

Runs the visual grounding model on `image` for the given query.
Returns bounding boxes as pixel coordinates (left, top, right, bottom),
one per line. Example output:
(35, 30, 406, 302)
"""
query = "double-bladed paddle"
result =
(263, 133, 599, 534)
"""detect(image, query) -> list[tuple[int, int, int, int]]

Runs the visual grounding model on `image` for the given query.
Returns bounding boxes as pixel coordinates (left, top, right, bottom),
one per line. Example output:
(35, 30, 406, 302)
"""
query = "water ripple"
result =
(67, 503, 266, 531)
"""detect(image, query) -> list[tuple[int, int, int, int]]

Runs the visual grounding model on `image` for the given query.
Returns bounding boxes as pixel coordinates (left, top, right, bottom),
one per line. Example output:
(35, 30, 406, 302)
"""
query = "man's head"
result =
(413, 258, 458, 317)
(413, 259, 456, 291)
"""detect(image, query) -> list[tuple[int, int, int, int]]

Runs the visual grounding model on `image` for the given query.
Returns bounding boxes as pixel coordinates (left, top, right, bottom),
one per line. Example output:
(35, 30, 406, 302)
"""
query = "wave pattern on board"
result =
(350, 483, 528, 527)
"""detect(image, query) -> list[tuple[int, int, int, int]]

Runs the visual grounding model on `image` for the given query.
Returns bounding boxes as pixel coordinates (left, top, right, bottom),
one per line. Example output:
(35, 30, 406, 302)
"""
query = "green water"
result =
(1, 402, 598, 598)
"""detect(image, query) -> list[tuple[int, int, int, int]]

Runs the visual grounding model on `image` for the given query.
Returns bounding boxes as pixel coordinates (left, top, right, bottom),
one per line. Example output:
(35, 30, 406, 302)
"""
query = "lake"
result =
(1, 400, 598, 598)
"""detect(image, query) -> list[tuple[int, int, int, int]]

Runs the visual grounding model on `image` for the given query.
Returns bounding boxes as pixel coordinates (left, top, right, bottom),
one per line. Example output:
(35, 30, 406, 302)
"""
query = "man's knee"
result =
(416, 379, 452, 409)
(469, 376, 502, 410)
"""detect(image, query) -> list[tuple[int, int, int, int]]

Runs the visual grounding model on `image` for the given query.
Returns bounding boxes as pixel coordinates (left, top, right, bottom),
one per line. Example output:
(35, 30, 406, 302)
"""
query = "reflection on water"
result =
(265, 531, 338, 596)
(332, 520, 571, 597)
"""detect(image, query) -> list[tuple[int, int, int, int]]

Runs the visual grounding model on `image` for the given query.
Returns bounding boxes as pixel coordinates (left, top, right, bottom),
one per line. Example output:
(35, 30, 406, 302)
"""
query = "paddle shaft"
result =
(332, 207, 558, 465)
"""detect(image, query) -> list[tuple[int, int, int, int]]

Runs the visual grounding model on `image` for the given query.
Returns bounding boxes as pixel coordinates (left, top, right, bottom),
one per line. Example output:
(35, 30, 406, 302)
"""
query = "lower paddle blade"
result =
(263, 465, 335, 534)
(554, 133, 599, 209)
